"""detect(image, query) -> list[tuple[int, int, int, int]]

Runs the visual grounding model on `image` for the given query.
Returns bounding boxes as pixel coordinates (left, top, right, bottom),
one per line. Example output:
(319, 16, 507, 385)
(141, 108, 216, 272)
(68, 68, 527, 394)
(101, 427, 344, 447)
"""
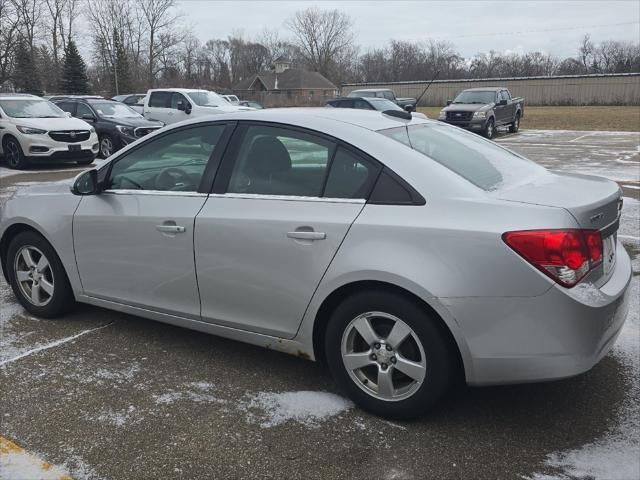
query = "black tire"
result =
(2, 136, 28, 169)
(99, 134, 114, 158)
(325, 290, 455, 419)
(483, 118, 495, 139)
(6, 231, 75, 318)
(509, 112, 520, 133)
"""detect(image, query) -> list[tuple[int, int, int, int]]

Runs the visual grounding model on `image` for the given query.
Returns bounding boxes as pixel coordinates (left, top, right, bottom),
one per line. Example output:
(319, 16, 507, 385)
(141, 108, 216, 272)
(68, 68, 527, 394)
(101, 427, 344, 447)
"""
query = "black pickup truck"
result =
(438, 87, 524, 138)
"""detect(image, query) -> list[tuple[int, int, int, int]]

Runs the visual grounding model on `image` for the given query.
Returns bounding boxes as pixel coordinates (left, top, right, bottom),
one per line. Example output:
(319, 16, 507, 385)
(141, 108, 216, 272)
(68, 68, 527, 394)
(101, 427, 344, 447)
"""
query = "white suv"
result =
(143, 88, 253, 125)
(0, 94, 99, 169)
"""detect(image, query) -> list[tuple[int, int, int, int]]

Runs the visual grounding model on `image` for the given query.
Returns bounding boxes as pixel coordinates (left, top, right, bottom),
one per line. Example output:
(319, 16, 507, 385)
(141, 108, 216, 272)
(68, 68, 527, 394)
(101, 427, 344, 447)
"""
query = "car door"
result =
(73, 122, 231, 318)
(145, 91, 172, 123)
(170, 92, 192, 123)
(194, 123, 381, 338)
(494, 91, 508, 124)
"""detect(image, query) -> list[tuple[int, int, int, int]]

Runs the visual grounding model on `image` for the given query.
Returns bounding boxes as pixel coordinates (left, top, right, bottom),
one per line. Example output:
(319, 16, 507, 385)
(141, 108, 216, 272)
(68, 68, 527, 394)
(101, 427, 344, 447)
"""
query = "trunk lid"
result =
(497, 171, 622, 285)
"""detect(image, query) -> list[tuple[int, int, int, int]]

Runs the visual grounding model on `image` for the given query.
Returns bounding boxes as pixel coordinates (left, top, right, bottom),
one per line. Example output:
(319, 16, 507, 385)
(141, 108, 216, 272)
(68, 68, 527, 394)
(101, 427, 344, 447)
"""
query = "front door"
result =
(73, 123, 227, 318)
(195, 124, 381, 337)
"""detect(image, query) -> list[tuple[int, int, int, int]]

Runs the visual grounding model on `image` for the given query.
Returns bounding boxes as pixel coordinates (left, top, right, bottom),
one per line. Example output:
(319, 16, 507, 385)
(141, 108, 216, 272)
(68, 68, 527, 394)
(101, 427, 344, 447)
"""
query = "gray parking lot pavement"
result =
(1, 129, 639, 480)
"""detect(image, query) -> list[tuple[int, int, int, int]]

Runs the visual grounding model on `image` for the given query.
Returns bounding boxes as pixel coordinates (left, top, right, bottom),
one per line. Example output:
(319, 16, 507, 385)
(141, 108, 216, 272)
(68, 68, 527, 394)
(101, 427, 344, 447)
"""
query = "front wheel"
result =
(6, 231, 75, 318)
(509, 112, 520, 133)
(3, 136, 28, 169)
(483, 118, 495, 139)
(99, 134, 114, 158)
(325, 290, 455, 419)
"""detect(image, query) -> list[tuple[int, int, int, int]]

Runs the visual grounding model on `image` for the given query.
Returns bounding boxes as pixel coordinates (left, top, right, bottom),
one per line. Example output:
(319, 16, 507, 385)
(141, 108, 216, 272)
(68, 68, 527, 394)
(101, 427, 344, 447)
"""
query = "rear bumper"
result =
(444, 242, 632, 386)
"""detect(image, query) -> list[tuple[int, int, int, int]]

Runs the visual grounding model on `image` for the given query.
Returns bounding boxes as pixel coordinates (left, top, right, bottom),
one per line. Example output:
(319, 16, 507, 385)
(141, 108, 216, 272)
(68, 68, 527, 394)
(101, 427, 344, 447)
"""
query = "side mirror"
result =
(176, 100, 185, 111)
(446, 100, 452, 106)
(65, 111, 72, 118)
(498, 99, 508, 106)
(81, 114, 96, 121)
(185, 103, 192, 114)
(404, 104, 414, 112)
(71, 169, 100, 195)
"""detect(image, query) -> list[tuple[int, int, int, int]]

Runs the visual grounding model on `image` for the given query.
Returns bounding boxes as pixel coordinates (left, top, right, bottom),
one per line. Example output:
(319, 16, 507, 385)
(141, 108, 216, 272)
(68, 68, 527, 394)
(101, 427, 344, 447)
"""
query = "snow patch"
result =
(153, 382, 223, 405)
(94, 405, 141, 427)
(240, 391, 353, 428)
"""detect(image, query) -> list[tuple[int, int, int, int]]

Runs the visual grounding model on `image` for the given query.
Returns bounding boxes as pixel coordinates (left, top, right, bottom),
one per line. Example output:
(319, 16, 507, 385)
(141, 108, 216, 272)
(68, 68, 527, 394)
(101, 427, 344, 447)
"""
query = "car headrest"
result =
(245, 136, 291, 177)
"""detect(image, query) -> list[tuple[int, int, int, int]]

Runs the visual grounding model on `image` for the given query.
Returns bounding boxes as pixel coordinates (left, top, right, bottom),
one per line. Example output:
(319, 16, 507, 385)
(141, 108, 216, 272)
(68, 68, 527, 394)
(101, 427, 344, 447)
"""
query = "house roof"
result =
(234, 68, 337, 91)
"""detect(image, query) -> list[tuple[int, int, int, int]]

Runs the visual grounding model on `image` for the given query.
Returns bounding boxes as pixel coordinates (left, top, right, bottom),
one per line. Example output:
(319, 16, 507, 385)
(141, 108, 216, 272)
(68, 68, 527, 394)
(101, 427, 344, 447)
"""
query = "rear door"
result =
(194, 123, 381, 337)
(145, 91, 172, 123)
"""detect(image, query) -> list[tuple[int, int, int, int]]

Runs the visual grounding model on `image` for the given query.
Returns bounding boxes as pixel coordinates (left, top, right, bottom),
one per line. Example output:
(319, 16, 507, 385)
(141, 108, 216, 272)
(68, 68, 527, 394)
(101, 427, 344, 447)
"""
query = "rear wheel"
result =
(325, 290, 455, 419)
(3, 136, 28, 169)
(6, 231, 75, 318)
(483, 118, 495, 139)
(509, 112, 520, 133)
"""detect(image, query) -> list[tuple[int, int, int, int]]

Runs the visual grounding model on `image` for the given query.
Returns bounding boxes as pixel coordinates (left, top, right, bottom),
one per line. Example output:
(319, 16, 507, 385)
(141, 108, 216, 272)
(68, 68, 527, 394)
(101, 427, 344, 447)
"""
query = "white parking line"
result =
(0, 322, 115, 367)
(569, 132, 594, 142)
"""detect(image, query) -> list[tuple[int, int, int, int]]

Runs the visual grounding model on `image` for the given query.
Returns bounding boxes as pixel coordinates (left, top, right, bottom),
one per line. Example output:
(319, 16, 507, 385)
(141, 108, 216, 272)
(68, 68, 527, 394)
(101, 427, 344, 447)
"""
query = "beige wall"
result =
(341, 73, 640, 106)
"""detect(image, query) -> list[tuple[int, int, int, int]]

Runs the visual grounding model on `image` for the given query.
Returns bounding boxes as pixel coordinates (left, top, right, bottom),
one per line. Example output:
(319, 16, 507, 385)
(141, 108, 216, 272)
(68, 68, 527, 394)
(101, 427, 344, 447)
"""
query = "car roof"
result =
(173, 107, 432, 132)
(350, 88, 391, 92)
(463, 87, 506, 92)
(148, 88, 212, 93)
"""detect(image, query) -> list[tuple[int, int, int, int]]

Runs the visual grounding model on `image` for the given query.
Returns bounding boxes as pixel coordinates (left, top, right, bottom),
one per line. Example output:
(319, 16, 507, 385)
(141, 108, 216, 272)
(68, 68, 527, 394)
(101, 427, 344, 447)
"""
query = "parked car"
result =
(438, 87, 524, 138)
(222, 94, 240, 105)
(111, 93, 146, 114)
(54, 98, 163, 158)
(347, 88, 417, 112)
(0, 109, 630, 419)
(143, 88, 254, 124)
(327, 97, 427, 118)
(239, 100, 263, 109)
(0, 93, 98, 169)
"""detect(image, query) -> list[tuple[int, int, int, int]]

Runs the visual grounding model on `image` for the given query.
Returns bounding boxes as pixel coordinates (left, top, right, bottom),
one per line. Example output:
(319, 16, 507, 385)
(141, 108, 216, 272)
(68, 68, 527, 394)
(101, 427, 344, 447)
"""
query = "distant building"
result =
(234, 57, 338, 99)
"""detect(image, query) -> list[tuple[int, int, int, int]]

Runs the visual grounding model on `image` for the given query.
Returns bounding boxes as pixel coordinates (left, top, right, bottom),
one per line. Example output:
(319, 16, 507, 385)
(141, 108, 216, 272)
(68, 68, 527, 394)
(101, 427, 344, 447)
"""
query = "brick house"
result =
(233, 58, 338, 106)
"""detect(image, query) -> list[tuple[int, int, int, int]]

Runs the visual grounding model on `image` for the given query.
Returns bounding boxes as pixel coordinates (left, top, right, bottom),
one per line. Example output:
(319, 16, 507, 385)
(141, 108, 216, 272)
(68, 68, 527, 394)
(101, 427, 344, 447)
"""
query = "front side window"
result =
(379, 123, 545, 191)
(107, 124, 225, 192)
(0, 99, 65, 118)
(227, 125, 333, 197)
(382, 91, 394, 100)
(171, 93, 189, 110)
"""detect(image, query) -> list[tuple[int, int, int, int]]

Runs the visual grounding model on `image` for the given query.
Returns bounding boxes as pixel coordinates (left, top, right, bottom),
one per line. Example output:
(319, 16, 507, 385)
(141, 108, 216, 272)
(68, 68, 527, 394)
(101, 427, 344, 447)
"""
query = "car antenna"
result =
(414, 70, 440, 109)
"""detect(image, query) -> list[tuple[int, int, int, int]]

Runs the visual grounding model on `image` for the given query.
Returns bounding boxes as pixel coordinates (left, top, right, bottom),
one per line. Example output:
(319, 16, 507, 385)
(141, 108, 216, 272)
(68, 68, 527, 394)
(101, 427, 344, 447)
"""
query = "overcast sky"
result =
(179, 0, 640, 58)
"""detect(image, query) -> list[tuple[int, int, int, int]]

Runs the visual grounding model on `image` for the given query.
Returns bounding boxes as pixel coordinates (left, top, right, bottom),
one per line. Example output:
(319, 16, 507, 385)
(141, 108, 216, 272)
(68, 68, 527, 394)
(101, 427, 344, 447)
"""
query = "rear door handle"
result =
(287, 231, 326, 241)
(156, 224, 185, 233)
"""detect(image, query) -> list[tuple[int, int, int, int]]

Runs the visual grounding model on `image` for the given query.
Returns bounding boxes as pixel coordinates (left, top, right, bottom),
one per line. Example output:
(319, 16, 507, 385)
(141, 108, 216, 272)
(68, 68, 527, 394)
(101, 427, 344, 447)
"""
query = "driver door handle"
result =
(156, 224, 185, 233)
(287, 231, 326, 241)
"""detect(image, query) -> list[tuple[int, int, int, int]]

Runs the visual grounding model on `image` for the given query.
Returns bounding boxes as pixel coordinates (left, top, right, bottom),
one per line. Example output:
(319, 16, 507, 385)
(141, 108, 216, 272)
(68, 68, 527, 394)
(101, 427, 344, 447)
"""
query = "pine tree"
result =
(12, 40, 43, 95)
(61, 40, 89, 94)
(113, 29, 132, 95)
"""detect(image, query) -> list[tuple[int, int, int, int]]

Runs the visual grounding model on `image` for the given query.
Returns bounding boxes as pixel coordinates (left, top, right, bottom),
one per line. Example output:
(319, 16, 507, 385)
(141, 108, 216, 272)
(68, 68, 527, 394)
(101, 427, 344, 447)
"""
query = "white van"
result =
(143, 88, 253, 125)
(0, 94, 98, 169)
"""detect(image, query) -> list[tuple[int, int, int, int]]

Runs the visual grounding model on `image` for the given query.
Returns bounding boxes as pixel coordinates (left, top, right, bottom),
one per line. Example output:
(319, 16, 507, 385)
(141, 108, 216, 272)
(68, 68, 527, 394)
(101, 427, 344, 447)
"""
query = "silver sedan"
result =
(0, 109, 631, 418)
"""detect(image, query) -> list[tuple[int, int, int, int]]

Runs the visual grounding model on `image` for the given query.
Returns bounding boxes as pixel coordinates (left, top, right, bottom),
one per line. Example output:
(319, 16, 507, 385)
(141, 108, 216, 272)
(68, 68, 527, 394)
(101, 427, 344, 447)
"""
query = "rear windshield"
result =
(379, 123, 545, 191)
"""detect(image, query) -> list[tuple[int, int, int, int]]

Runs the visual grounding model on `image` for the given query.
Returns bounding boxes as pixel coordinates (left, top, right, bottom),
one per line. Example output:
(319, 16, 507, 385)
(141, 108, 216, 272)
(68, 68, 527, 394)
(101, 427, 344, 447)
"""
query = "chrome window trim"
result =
(102, 189, 207, 197)
(211, 192, 366, 204)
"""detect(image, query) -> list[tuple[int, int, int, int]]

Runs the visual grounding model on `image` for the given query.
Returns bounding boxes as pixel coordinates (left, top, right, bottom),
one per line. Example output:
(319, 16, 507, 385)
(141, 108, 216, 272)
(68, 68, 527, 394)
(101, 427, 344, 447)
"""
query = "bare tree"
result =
(286, 7, 356, 77)
(139, 0, 183, 87)
(0, 0, 20, 84)
(11, 0, 42, 52)
(578, 34, 594, 72)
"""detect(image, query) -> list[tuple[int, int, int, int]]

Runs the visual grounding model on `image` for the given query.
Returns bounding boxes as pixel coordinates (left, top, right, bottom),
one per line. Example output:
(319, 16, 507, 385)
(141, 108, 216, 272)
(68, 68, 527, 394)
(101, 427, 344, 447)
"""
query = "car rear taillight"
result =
(502, 229, 603, 288)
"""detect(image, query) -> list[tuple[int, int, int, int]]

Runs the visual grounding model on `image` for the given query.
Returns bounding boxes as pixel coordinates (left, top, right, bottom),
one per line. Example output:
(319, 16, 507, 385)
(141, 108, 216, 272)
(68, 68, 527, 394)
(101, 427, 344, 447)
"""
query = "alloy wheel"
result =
(14, 246, 55, 307)
(100, 137, 113, 158)
(5, 140, 20, 167)
(341, 311, 427, 401)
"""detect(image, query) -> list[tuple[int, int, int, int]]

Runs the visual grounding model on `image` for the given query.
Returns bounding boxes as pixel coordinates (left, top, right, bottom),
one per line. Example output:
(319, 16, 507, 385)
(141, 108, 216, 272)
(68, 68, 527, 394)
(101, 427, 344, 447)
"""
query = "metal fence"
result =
(341, 73, 640, 106)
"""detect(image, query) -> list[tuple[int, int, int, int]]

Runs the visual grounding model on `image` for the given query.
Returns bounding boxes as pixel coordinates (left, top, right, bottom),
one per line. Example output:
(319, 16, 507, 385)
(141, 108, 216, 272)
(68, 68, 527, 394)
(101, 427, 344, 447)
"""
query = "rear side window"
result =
(323, 147, 379, 199)
(227, 125, 333, 197)
(149, 92, 171, 108)
(379, 124, 545, 191)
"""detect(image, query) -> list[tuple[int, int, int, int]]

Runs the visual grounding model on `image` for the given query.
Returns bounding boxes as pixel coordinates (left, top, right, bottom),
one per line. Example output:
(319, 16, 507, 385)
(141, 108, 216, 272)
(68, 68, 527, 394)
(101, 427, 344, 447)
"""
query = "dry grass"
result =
(417, 106, 640, 132)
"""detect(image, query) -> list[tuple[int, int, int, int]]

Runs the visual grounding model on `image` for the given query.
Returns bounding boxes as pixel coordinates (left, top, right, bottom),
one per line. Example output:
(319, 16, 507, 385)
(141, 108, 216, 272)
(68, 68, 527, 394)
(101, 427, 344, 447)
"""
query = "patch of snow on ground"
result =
(153, 381, 223, 405)
(0, 449, 71, 480)
(241, 391, 353, 428)
(94, 405, 141, 427)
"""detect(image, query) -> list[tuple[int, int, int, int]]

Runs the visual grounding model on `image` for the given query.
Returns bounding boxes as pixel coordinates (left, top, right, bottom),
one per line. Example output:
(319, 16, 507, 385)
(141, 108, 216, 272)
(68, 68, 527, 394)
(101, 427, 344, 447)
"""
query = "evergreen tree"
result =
(12, 40, 43, 95)
(61, 40, 89, 94)
(113, 29, 132, 95)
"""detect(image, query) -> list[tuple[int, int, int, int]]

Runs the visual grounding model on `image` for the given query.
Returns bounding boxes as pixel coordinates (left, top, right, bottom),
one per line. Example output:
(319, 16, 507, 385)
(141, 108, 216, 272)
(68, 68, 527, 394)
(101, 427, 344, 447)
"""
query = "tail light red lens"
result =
(502, 229, 603, 288)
